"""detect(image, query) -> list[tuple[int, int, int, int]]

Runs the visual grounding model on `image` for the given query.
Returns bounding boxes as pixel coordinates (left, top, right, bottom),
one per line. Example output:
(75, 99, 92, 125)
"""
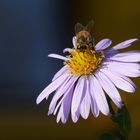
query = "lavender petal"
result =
(101, 68, 135, 93)
(48, 53, 69, 61)
(90, 93, 99, 117)
(89, 75, 109, 115)
(72, 36, 76, 48)
(63, 48, 72, 53)
(112, 38, 138, 50)
(53, 76, 78, 115)
(56, 104, 63, 123)
(71, 77, 86, 121)
(61, 87, 74, 123)
(110, 51, 140, 62)
(36, 73, 69, 104)
(52, 66, 67, 81)
(95, 39, 112, 51)
(96, 71, 122, 108)
(48, 75, 72, 115)
(80, 78, 90, 119)
(105, 61, 140, 77)
(88, 77, 99, 117)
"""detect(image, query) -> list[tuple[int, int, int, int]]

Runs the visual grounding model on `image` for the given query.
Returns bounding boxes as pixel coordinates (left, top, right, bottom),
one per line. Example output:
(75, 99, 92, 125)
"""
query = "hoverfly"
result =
(74, 20, 95, 51)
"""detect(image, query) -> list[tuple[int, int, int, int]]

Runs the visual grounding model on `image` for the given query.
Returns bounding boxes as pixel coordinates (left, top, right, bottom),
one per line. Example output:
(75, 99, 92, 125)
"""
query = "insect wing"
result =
(85, 20, 94, 33)
(75, 23, 84, 34)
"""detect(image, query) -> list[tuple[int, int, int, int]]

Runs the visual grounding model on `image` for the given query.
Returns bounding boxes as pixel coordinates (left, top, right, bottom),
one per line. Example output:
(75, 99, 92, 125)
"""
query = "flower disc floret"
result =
(65, 48, 103, 76)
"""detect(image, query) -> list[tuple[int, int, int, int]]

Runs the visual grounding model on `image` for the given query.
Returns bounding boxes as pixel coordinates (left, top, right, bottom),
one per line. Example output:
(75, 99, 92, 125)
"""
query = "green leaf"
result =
(111, 105, 131, 138)
(100, 133, 121, 140)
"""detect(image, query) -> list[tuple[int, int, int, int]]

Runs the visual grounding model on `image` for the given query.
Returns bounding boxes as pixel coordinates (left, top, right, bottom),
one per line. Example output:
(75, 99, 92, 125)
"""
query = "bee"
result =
(74, 20, 95, 51)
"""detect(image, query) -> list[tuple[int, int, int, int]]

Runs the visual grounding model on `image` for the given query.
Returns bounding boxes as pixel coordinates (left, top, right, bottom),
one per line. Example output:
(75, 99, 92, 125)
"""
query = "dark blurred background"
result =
(0, 0, 140, 139)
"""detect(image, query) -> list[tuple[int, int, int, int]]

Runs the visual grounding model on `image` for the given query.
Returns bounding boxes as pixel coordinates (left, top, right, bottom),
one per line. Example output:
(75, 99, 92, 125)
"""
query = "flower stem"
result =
(106, 96, 131, 140)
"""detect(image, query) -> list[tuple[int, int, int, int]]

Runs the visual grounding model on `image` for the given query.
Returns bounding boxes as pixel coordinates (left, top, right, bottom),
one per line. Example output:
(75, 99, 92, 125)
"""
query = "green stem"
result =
(107, 96, 131, 140)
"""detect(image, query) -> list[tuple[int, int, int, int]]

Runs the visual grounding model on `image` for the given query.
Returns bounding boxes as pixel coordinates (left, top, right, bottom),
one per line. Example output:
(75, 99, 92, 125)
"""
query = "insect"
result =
(74, 20, 95, 51)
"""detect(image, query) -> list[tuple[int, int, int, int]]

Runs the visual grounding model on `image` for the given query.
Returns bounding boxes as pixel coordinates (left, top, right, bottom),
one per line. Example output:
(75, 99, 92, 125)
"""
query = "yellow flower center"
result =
(64, 48, 104, 76)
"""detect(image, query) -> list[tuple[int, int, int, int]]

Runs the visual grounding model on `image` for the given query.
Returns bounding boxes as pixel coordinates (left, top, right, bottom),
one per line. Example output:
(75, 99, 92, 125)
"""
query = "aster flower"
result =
(36, 23, 140, 124)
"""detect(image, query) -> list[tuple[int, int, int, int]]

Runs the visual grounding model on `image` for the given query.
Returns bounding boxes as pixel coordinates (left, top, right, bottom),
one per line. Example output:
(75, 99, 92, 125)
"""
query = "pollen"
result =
(64, 48, 104, 76)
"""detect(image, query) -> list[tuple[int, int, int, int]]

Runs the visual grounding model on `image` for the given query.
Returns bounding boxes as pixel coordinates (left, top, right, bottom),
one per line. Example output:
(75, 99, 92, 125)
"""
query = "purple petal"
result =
(90, 93, 99, 117)
(104, 49, 118, 56)
(36, 73, 69, 104)
(72, 36, 76, 48)
(61, 88, 74, 123)
(101, 68, 135, 93)
(96, 71, 122, 108)
(53, 76, 78, 115)
(121, 76, 136, 89)
(89, 75, 109, 115)
(110, 51, 140, 62)
(104, 61, 140, 69)
(48, 75, 72, 115)
(72, 109, 80, 123)
(48, 53, 69, 61)
(95, 39, 112, 51)
(112, 38, 138, 50)
(63, 48, 72, 53)
(104, 61, 140, 77)
(80, 78, 90, 119)
(71, 77, 86, 121)
(52, 66, 67, 81)
(88, 77, 99, 117)
(56, 104, 63, 123)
